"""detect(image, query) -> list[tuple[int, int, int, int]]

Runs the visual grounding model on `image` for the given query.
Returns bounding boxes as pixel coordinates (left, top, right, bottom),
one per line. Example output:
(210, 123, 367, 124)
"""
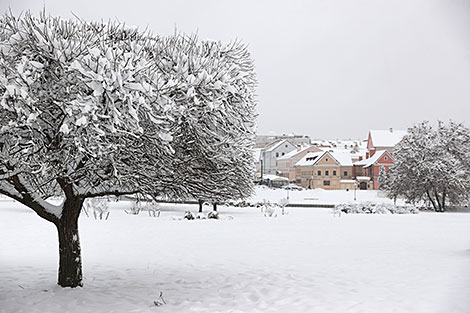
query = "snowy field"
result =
(250, 186, 404, 205)
(1, 190, 470, 313)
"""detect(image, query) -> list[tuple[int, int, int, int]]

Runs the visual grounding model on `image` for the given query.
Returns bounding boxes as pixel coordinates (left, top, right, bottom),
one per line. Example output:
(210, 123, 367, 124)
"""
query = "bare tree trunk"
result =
(56, 197, 84, 288)
(198, 199, 203, 213)
(213, 202, 217, 212)
(441, 190, 446, 212)
(434, 189, 442, 212)
(426, 190, 438, 211)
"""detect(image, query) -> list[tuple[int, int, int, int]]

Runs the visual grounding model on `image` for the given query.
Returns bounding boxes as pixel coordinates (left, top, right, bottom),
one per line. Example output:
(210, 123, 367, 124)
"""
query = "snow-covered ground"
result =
(1, 191, 469, 313)
(250, 186, 405, 205)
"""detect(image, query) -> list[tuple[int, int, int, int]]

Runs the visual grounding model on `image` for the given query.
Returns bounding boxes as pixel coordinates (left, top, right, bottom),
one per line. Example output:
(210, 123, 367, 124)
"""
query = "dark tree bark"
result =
(441, 190, 446, 212)
(55, 197, 84, 288)
(426, 190, 439, 212)
(198, 199, 203, 213)
(213, 203, 217, 212)
(433, 189, 443, 212)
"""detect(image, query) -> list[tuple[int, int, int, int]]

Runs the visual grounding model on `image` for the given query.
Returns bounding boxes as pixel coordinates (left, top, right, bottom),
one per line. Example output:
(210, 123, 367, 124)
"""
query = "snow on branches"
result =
(0, 10, 256, 288)
(0, 11, 257, 205)
(384, 121, 470, 212)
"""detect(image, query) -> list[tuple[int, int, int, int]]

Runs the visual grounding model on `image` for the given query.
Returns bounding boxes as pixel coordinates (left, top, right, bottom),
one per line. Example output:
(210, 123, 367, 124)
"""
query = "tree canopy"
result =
(0, 10, 257, 287)
(384, 121, 470, 212)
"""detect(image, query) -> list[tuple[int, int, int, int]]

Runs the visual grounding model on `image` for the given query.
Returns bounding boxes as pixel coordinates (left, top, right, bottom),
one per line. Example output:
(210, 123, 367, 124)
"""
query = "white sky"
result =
(2, 0, 470, 139)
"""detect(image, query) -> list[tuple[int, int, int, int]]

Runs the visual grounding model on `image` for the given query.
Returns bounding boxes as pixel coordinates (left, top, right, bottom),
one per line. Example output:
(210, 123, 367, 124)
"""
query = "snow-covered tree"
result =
(166, 37, 256, 211)
(0, 11, 256, 287)
(377, 166, 386, 190)
(384, 121, 470, 212)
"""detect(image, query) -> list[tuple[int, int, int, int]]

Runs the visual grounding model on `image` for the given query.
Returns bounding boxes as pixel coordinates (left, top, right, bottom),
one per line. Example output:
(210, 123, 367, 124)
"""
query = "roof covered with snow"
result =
(264, 139, 294, 152)
(355, 150, 389, 168)
(257, 174, 289, 181)
(295, 151, 353, 167)
(369, 130, 407, 148)
(277, 145, 315, 160)
(295, 151, 325, 166)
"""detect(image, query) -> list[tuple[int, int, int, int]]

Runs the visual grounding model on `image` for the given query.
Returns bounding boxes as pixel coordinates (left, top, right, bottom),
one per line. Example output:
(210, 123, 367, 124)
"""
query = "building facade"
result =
(276, 145, 322, 181)
(260, 139, 296, 176)
(295, 151, 354, 190)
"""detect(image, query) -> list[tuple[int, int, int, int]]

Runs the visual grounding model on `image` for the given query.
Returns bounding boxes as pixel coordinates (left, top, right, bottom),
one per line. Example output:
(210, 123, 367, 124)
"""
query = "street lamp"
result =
(354, 181, 357, 201)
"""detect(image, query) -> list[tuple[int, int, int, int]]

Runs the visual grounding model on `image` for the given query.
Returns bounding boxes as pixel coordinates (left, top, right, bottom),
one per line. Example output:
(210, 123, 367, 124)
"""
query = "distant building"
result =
(253, 148, 263, 177)
(276, 145, 322, 181)
(294, 151, 354, 190)
(354, 150, 394, 190)
(366, 128, 407, 158)
(255, 134, 311, 149)
(260, 139, 296, 176)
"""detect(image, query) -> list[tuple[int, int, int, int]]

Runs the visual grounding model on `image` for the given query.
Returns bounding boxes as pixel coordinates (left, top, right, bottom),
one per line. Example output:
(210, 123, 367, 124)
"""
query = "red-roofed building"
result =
(354, 150, 394, 189)
(366, 128, 407, 158)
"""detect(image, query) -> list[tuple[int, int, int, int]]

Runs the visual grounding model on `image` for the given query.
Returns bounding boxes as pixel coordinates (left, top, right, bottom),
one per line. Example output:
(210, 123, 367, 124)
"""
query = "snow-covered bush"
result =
(278, 198, 289, 215)
(195, 212, 207, 219)
(334, 202, 419, 215)
(184, 211, 195, 220)
(83, 198, 109, 220)
(207, 210, 219, 219)
(125, 201, 160, 217)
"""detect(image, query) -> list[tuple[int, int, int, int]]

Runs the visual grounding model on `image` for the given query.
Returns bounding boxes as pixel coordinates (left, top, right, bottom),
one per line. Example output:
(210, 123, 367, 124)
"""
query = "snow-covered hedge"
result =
(334, 202, 419, 215)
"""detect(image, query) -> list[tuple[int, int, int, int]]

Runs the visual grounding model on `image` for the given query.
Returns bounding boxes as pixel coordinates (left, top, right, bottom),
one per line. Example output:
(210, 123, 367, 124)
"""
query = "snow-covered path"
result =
(1, 198, 469, 313)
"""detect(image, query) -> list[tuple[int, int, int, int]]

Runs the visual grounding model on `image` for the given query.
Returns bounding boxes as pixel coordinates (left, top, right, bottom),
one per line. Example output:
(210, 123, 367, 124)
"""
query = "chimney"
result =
(296, 145, 301, 151)
(389, 128, 393, 133)
(359, 156, 363, 161)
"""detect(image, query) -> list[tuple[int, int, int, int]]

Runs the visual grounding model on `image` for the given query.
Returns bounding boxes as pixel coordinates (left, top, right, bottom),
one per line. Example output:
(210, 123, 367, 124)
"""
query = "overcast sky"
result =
(2, 0, 470, 139)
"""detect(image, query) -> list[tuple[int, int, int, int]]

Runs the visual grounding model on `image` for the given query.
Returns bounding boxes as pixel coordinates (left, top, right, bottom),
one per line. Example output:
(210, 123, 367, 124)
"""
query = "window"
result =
(384, 156, 388, 161)
(325, 158, 329, 162)
(325, 170, 329, 176)
(317, 170, 321, 176)
(285, 145, 288, 148)
(276, 152, 279, 158)
(344, 171, 348, 176)
(333, 170, 337, 176)
(282, 152, 285, 156)
(323, 180, 330, 186)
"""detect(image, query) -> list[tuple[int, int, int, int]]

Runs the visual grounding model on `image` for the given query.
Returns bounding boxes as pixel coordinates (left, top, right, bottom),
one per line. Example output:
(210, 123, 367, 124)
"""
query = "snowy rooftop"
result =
(277, 145, 315, 160)
(264, 139, 292, 152)
(369, 129, 407, 148)
(295, 151, 353, 167)
(295, 151, 325, 166)
(355, 150, 389, 168)
(257, 174, 288, 181)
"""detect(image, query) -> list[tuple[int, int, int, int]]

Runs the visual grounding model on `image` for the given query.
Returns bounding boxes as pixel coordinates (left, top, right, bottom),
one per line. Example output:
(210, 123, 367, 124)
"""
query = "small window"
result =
(344, 171, 347, 176)
(384, 156, 388, 161)
(325, 170, 329, 176)
(333, 170, 337, 176)
(285, 145, 288, 148)
(323, 180, 330, 186)
(325, 158, 329, 162)
(282, 152, 285, 156)
(276, 152, 279, 158)
(317, 170, 321, 176)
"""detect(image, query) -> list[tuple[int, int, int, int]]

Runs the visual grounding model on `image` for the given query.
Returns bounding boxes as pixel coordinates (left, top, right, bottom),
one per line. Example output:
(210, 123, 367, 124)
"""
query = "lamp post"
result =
(354, 181, 357, 201)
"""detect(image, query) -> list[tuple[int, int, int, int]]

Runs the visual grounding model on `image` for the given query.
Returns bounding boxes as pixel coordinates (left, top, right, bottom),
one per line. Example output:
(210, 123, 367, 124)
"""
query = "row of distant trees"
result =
(0, 11, 256, 287)
(379, 121, 470, 212)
